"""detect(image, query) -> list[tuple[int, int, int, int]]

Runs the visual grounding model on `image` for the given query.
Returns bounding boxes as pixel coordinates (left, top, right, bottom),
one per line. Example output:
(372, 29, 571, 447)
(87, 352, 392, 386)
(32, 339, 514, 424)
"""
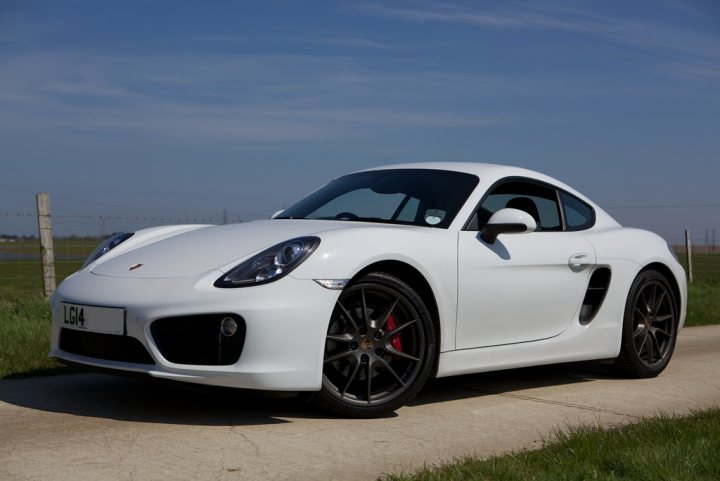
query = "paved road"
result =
(2, 325, 719, 481)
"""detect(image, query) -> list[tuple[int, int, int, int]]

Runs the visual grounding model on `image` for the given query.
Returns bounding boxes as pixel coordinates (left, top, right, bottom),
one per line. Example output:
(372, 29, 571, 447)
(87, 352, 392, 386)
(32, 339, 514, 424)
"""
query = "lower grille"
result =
(150, 314, 246, 366)
(59, 329, 155, 365)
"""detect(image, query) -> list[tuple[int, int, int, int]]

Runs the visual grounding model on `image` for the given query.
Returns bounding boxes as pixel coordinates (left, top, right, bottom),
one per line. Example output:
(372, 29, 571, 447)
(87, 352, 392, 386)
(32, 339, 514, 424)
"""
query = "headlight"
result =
(82, 232, 134, 268)
(214, 236, 320, 288)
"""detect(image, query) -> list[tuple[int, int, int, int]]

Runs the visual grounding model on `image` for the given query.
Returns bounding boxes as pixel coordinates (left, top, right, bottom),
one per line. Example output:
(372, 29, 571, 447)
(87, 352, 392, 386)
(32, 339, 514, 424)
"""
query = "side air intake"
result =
(579, 267, 611, 325)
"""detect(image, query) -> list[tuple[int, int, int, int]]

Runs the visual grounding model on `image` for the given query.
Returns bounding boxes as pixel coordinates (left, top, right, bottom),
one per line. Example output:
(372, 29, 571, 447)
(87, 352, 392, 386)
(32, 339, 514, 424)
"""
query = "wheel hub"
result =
(631, 279, 677, 368)
(322, 281, 428, 408)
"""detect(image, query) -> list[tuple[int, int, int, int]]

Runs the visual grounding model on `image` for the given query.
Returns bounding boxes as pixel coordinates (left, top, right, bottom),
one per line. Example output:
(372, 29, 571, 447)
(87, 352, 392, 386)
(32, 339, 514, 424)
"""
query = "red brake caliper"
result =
(386, 314, 403, 352)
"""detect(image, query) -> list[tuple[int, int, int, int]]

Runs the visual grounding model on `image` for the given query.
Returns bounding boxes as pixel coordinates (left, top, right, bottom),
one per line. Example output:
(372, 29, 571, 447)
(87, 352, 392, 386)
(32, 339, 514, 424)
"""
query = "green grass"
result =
(384, 408, 720, 481)
(0, 236, 102, 256)
(0, 297, 75, 378)
(676, 253, 720, 326)
(0, 259, 85, 299)
(0, 236, 99, 299)
(0, 239, 96, 379)
(686, 282, 720, 327)
(676, 252, 720, 284)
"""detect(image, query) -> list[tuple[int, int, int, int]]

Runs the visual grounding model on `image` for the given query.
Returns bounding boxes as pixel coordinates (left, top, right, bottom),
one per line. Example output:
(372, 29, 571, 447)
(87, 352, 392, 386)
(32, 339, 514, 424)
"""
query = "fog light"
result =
(220, 317, 238, 337)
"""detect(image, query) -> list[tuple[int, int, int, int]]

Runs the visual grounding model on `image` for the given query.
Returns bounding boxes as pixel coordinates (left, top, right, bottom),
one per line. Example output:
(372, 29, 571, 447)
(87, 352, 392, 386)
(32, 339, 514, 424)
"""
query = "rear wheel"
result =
(614, 270, 678, 378)
(313, 272, 435, 418)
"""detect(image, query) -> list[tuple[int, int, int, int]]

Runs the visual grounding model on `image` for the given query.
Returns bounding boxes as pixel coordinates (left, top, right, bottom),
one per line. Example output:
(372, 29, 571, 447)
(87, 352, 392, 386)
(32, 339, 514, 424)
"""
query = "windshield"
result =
(276, 169, 479, 228)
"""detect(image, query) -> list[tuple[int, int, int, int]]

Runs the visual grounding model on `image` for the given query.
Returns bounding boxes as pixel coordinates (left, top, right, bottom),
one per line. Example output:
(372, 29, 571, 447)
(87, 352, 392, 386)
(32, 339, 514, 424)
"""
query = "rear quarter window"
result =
(560, 191, 595, 231)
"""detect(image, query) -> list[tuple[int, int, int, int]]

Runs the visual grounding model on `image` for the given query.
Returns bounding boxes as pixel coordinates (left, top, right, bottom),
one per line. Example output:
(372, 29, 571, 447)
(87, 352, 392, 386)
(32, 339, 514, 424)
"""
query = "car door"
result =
(456, 179, 596, 349)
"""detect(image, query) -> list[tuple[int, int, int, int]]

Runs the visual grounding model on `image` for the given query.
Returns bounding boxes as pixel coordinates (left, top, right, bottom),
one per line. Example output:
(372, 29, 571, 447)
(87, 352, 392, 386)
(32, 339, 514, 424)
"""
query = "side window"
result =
(560, 191, 595, 231)
(477, 180, 562, 231)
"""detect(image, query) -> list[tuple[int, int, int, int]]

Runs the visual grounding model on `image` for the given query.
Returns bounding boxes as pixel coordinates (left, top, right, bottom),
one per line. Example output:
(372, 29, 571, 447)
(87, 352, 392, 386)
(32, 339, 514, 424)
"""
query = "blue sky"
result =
(1, 0, 719, 243)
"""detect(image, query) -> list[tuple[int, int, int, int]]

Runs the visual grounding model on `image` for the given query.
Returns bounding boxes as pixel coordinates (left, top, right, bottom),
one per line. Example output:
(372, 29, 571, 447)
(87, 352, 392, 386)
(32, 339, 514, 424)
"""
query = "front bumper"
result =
(50, 270, 340, 391)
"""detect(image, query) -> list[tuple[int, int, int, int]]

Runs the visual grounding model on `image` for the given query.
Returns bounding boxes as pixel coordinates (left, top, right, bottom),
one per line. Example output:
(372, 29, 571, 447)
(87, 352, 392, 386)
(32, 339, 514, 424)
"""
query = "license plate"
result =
(61, 303, 125, 335)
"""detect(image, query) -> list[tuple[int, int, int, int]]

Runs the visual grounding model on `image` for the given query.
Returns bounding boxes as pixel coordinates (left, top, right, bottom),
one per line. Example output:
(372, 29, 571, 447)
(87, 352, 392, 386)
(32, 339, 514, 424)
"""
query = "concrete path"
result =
(1, 325, 719, 481)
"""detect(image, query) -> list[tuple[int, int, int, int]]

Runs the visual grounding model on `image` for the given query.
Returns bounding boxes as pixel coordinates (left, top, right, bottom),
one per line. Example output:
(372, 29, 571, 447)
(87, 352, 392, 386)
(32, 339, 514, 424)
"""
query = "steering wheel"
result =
(334, 212, 359, 221)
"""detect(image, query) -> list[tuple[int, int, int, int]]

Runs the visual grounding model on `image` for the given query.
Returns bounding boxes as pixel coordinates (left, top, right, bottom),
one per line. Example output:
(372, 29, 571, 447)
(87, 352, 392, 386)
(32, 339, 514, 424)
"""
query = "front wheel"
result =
(313, 272, 435, 418)
(613, 270, 678, 378)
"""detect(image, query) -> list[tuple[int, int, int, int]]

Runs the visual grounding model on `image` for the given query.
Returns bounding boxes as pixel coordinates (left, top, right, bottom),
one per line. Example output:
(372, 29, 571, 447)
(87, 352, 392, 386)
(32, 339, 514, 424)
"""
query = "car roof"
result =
(362, 161, 505, 175)
(362, 161, 539, 178)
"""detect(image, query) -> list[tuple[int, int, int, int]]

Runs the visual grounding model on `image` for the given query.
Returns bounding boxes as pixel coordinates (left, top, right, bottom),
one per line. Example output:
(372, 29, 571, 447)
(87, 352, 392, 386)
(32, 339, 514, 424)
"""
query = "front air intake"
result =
(150, 314, 246, 366)
(59, 329, 155, 365)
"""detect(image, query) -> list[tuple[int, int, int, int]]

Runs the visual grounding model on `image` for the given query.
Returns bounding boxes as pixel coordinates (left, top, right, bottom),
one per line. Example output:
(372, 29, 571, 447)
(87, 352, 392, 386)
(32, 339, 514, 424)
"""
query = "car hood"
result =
(90, 219, 349, 279)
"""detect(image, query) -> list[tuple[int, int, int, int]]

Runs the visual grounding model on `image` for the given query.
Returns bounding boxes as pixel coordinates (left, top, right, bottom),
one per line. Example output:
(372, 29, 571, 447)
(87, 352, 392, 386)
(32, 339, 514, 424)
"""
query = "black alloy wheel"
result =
(614, 269, 678, 378)
(314, 272, 435, 418)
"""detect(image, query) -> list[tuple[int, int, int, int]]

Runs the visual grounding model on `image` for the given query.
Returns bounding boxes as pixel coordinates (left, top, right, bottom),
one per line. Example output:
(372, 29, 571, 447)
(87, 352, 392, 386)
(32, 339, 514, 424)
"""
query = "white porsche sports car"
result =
(51, 163, 686, 417)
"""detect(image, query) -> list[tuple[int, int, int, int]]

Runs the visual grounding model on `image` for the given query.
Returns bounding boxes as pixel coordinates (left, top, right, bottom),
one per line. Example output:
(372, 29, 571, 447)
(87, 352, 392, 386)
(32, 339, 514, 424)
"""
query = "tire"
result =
(313, 272, 436, 418)
(613, 269, 678, 378)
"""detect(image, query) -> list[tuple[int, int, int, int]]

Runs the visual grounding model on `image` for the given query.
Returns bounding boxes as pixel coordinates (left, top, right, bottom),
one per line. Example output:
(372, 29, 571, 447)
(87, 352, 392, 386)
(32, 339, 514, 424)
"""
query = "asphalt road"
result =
(1, 325, 719, 481)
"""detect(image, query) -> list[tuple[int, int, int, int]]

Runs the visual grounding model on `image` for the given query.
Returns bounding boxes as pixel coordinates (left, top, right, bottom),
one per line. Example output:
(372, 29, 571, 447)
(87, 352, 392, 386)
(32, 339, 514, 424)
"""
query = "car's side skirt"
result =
(435, 323, 618, 378)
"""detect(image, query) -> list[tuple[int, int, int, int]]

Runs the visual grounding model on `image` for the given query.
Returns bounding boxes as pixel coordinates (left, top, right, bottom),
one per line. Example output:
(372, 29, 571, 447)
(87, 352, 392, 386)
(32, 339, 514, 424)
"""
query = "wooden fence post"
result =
(36, 192, 56, 299)
(684, 229, 693, 284)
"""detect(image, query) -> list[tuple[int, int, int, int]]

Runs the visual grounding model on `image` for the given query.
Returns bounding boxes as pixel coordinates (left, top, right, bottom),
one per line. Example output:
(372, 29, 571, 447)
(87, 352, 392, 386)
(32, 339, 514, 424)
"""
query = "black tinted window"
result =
(278, 169, 479, 228)
(560, 191, 595, 230)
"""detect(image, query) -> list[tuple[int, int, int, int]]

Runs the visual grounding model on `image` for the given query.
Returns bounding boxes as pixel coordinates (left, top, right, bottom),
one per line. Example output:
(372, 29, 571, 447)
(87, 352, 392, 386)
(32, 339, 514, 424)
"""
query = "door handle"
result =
(568, 253, 593, 272)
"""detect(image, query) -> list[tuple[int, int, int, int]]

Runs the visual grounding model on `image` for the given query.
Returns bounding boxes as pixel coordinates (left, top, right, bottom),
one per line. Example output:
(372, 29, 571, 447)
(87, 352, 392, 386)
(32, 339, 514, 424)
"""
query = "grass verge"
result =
(384, 407, 720, 481)
(686, 282, 720, 326)
(0, 297, 75, 379)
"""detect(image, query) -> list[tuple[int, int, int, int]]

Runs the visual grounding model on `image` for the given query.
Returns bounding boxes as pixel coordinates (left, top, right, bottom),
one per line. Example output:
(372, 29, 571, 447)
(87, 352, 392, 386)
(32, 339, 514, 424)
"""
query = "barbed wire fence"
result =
(1, 195, 236, 300)
(1, 194, 718, 300)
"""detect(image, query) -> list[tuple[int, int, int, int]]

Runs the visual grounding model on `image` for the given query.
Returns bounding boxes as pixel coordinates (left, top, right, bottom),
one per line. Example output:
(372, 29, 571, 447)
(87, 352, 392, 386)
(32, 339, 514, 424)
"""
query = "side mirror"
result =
(480, 208, 537, 244)
(270, 209, 284, 219)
